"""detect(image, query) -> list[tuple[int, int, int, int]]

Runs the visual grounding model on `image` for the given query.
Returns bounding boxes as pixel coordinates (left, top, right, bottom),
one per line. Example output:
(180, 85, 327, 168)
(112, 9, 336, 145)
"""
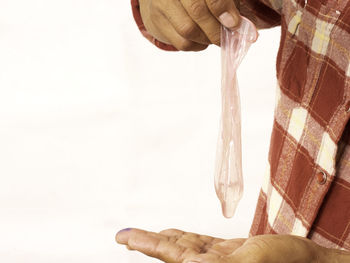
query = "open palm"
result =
(116, 228, 330, 263)
(116, 228, 246, 263)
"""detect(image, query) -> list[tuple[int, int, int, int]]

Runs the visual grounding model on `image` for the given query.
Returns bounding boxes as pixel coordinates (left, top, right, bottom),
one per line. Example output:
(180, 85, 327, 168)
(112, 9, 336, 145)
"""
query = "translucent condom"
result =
(215, 17, 258, 218)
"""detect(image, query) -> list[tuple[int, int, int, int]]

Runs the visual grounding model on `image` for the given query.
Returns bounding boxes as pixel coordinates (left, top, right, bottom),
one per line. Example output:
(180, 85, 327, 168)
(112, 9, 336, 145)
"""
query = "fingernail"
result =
(117, 228, 132, 234)
(219, 12, 237, 28)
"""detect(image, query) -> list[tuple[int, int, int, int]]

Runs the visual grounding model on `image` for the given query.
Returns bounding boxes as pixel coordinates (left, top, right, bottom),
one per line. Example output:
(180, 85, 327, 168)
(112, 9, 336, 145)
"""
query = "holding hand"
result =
(116, 228, 343, 263)
(139, 0, 241, 51)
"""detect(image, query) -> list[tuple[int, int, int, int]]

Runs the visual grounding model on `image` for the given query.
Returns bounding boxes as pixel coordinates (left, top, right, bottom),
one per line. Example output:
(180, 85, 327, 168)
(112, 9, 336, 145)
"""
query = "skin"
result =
(116, 228, 350, 263)
(139, 0, 241, 51)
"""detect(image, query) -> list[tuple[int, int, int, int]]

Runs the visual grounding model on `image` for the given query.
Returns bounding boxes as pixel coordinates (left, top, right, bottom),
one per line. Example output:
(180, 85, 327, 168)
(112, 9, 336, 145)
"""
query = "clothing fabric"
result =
(131, 0, 350, 251)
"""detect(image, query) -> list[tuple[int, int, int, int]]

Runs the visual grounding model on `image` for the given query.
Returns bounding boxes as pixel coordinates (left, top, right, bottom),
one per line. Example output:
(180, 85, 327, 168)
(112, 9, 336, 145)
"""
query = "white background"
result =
(0, 0, 280, 262)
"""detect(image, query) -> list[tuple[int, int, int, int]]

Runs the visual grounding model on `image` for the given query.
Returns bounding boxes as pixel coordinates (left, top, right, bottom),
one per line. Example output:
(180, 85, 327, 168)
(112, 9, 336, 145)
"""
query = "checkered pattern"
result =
(292, 218, 308, 236)
(287, 107, 308, 142)
(316, 132, 337, 175)
(131, 0, 350, 251)
(288, 10, 302, 35)
(311, 18, 334, 55)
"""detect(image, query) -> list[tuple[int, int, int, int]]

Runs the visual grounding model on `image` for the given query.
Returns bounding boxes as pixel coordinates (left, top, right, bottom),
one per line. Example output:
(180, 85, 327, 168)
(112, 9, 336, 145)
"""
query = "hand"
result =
(116, 228, 347, 263)
(116, 228, 245, 262)
(139, 0, 241, 51)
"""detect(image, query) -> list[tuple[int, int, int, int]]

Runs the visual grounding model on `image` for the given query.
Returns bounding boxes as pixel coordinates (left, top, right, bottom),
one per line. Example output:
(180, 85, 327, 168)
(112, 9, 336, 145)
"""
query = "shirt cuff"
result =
(131, 0, 178, 51)
(240, 0, 281, 29)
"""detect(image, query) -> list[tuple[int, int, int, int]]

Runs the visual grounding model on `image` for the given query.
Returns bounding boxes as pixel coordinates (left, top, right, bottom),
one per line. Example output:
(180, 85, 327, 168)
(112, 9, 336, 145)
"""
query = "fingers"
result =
(116, 228, 198, 263)
(159, 228, 185, 237)
(116, 228, 169, 244)
(198, 234, 225, 245)
(154, 14, 208, 51)
(205, 0, 241, 29)
(160, 228, 226, 254)
(140, 0, 208, 51)
(180, 0, 222, 45)
(183, 253, 225, 263)
(160, 0, 211, 45)
(176, 238, 203, 253)
(180, 0, 241, 46)
(159, 229, 225, 244)
(140, 0, 242, 50)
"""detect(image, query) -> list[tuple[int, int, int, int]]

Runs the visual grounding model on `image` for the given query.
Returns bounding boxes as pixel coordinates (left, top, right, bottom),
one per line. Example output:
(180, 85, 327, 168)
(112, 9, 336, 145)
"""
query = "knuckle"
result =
(189, 0, 207, 19)
(206, 0, 222, 10)
(177, 22, 198, 38)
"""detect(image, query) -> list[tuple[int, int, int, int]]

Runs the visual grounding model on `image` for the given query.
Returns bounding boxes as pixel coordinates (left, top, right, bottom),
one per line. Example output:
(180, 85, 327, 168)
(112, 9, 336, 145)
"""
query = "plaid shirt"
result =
(131, 0, 350, 251)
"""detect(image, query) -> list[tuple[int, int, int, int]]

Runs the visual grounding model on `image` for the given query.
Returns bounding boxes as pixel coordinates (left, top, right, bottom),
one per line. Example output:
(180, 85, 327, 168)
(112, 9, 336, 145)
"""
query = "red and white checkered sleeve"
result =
(240, 0, 281, 29)
(131, 0, 281, 51)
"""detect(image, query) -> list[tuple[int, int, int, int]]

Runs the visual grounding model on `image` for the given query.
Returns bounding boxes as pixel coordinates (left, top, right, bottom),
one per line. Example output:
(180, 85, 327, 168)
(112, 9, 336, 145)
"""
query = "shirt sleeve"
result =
(131, 0, 281, 51)
(239, 0, 281, 29)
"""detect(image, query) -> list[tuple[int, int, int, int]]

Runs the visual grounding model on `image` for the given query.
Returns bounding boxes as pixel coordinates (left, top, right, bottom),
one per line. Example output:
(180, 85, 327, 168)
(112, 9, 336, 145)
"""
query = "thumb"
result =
(205, 0, 241, 29)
